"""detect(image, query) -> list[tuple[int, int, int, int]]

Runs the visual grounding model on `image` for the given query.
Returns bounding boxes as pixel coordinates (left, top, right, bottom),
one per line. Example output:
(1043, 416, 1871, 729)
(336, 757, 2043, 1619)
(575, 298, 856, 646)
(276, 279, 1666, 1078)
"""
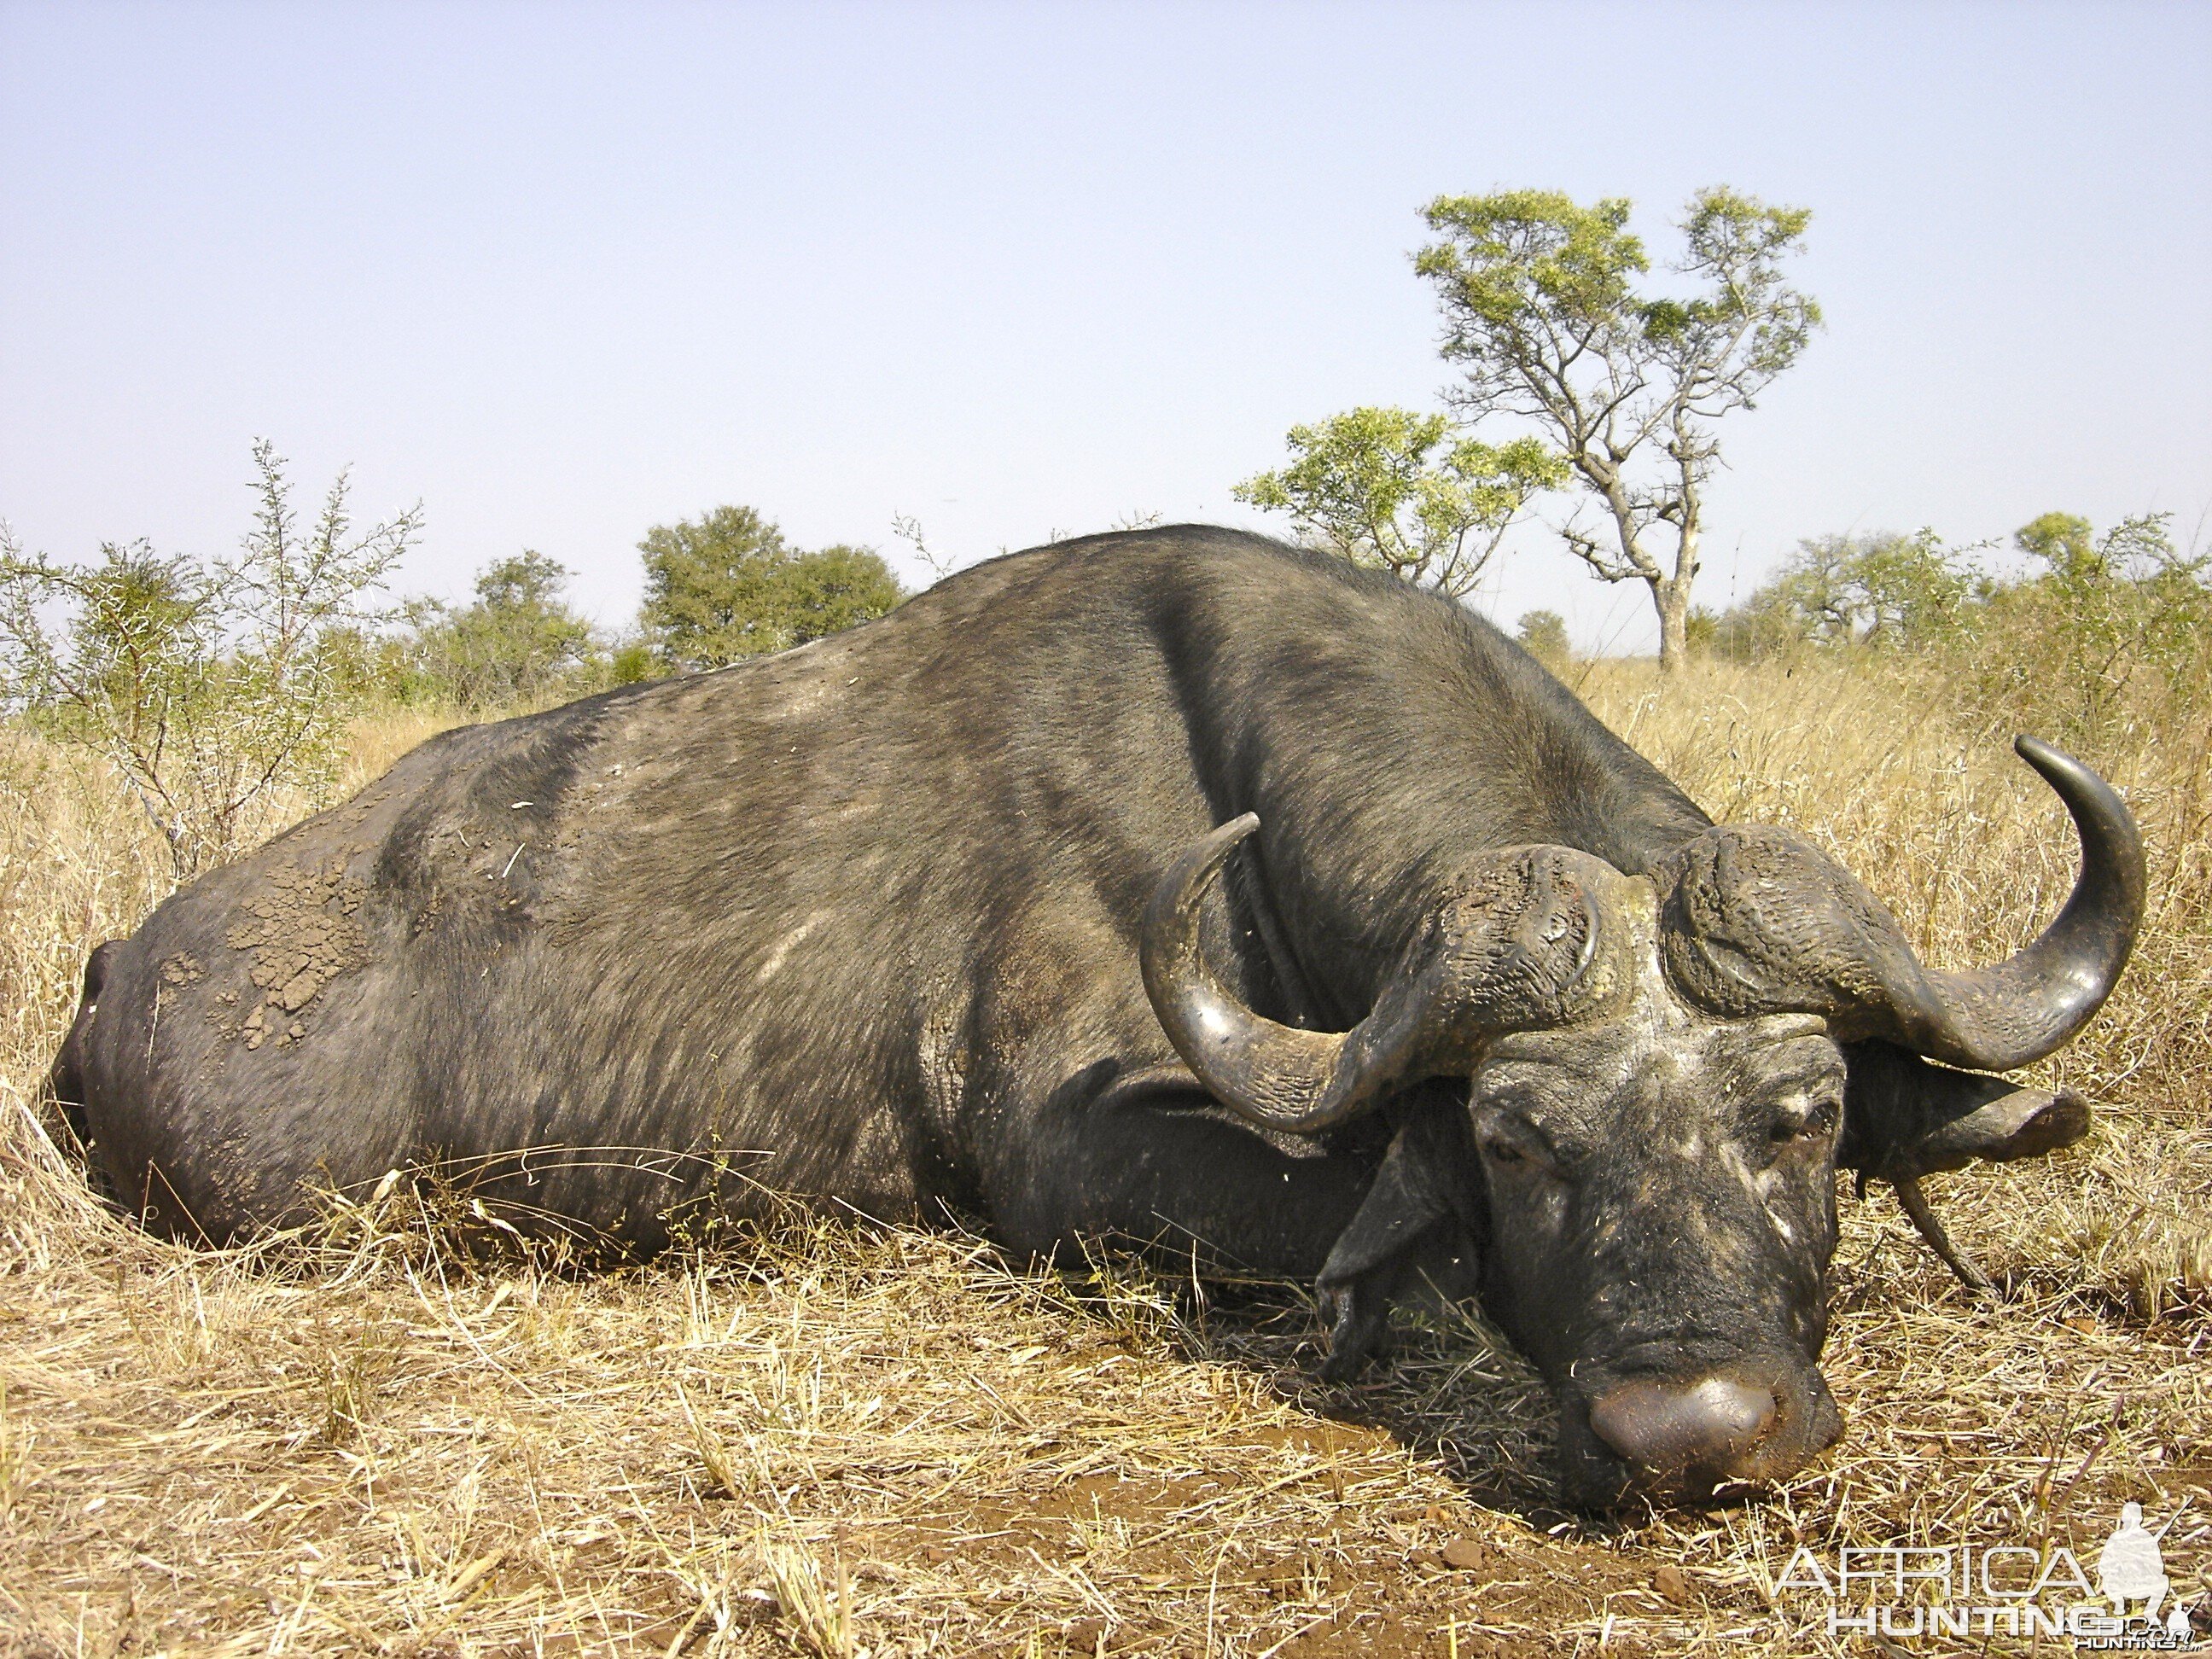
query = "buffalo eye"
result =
(1471, 1101, 1560, 1176)
(1477, 1122, 1557, 1174)
(1770, 1095, 1841, 1144)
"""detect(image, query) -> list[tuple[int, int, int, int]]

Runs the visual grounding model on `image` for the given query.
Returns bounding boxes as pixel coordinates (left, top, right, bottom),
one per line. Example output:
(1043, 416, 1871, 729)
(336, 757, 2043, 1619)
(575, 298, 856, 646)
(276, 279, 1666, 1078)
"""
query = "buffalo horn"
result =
(1140, 816, 1602, 1135)
(1889, 1174, 1999, 1301)
(1873, 736, 2145, 1072)
(1140, 815, 1432, 1134)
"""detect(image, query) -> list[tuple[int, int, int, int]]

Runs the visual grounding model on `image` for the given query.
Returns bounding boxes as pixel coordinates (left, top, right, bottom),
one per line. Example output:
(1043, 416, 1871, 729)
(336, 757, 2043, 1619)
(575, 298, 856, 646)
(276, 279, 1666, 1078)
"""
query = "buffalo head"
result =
(1141, 737, 2141, 1507)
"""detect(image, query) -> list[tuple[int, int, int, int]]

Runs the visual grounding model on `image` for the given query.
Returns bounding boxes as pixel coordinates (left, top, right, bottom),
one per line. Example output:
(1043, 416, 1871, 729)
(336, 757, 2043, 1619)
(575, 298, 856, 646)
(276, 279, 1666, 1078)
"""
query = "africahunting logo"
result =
(1773, 1504, 2204, 1647)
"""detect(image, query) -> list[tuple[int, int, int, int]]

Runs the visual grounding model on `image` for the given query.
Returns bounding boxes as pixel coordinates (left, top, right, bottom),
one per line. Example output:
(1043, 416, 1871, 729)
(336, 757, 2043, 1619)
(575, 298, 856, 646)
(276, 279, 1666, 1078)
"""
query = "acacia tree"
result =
(0, 441, 419, 876)
(1232, 406, 1564, 599)
(1415, 187, 1819, 670)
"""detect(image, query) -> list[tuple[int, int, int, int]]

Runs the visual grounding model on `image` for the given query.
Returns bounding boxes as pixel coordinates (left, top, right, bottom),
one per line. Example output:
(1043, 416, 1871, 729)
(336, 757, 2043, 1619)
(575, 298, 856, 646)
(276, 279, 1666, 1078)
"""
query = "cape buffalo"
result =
(49, 527, 2141, 1507)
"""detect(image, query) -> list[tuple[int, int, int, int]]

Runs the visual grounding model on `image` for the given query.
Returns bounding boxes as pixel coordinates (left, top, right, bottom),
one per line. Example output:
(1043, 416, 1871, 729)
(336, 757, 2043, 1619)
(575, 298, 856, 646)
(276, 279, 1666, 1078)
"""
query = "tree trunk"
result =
(1655, 579, 1691, 674)
(1659, 483, 1703, 674)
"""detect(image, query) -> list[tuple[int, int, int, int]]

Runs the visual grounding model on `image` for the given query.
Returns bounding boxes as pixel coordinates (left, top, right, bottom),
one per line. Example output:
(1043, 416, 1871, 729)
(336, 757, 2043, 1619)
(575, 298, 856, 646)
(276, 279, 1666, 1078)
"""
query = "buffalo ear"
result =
(1838, 1040, 2093, 1300)
(1839, 1040, 2091, 1180)
(1314, 1086, 1485, 1380)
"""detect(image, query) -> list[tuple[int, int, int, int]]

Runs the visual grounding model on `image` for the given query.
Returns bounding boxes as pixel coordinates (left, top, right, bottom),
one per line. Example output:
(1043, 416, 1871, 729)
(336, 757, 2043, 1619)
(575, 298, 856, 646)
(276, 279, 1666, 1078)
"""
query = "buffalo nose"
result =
(1586, 1376, 1778, 1475)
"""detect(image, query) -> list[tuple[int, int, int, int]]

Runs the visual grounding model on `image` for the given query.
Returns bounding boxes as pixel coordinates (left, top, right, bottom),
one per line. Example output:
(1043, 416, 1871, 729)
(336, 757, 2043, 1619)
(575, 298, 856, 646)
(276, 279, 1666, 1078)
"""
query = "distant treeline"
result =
(1661, 510, 2208, 772)
(359, 502, 904, 712)
(0, 446, 904, 876)
(5, 441, 2203, 885)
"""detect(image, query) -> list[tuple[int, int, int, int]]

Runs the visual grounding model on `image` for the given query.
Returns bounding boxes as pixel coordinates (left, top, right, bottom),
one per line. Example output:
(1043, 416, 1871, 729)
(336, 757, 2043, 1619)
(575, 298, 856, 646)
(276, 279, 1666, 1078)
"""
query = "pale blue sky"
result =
(3, 1, 2207, 651)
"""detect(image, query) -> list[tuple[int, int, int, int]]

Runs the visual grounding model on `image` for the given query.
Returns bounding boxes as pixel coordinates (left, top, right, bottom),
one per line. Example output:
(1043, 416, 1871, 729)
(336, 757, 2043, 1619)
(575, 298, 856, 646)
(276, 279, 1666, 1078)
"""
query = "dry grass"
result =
(3, 664, 2208, 1657)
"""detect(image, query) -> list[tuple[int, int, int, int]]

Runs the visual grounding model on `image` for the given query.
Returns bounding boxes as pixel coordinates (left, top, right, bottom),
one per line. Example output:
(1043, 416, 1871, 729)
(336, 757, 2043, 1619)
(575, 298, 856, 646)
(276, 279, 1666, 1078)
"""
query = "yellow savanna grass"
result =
(1, 659, 2205, 1657)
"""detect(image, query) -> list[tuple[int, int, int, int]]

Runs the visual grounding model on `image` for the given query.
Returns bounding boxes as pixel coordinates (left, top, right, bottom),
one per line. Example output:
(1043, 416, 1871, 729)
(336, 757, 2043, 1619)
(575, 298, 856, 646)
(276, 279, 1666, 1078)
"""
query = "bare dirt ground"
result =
(3, 663, 2207, 1656)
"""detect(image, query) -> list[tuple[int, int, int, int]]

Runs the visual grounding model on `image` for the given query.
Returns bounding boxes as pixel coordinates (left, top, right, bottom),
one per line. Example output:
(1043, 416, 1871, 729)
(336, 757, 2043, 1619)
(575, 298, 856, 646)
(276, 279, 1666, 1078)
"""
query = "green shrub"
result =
(0, 441, 419, 878)
(1703, 510, 2209, 768)
(638, 505, 903, 671)
(1515, 608, 1571, 667)
(393, 550, 598, 711)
